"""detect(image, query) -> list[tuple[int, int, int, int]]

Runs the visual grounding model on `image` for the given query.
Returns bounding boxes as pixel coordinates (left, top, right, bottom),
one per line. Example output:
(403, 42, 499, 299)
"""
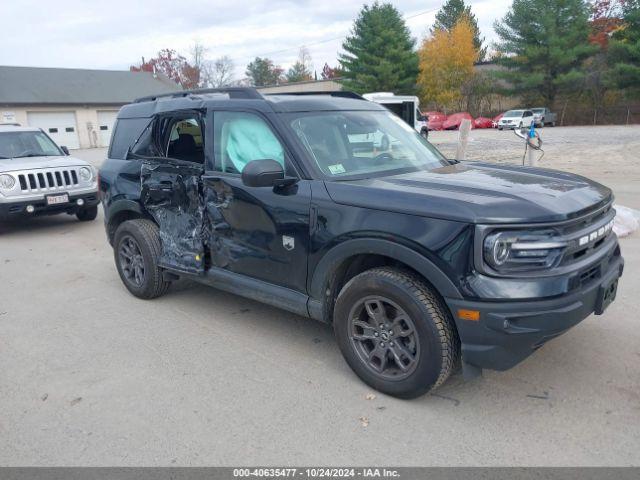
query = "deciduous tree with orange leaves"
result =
(417, 18, 478, 110)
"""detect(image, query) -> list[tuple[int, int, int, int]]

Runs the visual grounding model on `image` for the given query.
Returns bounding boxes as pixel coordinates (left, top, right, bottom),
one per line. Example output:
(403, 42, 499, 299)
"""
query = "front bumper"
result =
(0, 191, 100, 220)
(445, 253, 624, 371)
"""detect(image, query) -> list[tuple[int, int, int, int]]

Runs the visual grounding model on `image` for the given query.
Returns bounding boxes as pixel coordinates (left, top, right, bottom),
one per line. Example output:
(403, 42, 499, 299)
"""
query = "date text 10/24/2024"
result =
(233, 468, 400, 478)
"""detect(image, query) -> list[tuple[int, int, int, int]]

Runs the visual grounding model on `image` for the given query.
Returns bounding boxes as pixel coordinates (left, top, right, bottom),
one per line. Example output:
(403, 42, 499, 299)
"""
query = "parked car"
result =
(473, 117, 493, 129)
(492, 113, 504, 128)
(443, 112, 474, 130)
(426, 111, 447, 131)
(531, 107, 557, 127)
(0, 124, 99, 222)
(497, 109, 535, 130)
(100, 88, 623, 399)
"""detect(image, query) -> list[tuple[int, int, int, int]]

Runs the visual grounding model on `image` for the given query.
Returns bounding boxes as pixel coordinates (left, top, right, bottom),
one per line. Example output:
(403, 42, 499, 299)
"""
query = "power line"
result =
(236, 7, 438, 62)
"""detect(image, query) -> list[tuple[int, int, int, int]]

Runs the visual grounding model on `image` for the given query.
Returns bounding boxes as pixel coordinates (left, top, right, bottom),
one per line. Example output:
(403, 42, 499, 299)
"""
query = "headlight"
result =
(0, 174, 16, 190)
(79, 167, 93, 182)
(483, 230, 566, 272)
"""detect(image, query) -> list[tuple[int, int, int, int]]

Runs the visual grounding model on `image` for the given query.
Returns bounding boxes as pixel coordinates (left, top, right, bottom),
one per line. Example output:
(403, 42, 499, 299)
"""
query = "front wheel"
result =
(113, 219, 171, 299)
(76, 205, 98, 221)
(333, 267, 460, 399)
(420, 129, 429, 139)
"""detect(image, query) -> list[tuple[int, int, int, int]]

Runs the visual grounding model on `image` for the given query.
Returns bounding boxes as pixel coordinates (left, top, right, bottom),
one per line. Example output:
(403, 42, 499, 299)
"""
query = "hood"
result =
(0, 155, 90, 173)
(324, 162, 612, 224)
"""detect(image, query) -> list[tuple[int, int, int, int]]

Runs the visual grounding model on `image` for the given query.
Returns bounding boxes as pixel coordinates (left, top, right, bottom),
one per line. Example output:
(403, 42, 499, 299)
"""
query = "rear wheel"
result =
(76, 205, 98, 222)
(333, 267, 459, 399)
(114, 219, 171, 299)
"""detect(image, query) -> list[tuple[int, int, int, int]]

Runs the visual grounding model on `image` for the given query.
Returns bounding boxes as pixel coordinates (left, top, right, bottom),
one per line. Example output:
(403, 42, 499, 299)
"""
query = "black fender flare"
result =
(309, 238, 463, 301)
(105, 199, 146, 243)
(106, 199, 144, 224)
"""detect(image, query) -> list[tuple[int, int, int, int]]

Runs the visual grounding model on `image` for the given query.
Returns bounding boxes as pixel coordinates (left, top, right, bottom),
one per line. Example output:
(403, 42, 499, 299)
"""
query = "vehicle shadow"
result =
(0, 212, 100, 237)
(158, 280, 480, 403)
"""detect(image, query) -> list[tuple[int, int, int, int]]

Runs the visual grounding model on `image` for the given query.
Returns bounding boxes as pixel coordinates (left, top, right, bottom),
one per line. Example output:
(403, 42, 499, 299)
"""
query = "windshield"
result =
(0, 131, 62, 159)
(504, 110, 523, 118)
(287, 111, 448, 179)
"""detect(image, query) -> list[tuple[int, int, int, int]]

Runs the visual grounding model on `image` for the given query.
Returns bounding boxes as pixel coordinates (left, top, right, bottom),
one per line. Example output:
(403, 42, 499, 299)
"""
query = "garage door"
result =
(27, 111, 80, 150)
(97, 110, 119, 147)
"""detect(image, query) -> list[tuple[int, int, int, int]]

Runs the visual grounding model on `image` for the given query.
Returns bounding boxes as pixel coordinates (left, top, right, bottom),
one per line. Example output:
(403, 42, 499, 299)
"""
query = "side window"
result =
(108, 117, 152, 159)
(165, 117, 204, 164)
(129, 114, 205, 164)
(213, 111, 285, 174)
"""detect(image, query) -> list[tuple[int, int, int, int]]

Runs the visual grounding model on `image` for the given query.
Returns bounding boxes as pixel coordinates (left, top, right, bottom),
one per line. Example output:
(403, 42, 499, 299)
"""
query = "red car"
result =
(426, 111, 447, 131)
(443, 112, 474, 130)
(473, 117, 493, 129)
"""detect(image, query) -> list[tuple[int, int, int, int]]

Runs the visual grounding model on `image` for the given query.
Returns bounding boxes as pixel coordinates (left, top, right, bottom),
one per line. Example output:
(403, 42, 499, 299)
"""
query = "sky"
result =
(0, 0, 512, 80)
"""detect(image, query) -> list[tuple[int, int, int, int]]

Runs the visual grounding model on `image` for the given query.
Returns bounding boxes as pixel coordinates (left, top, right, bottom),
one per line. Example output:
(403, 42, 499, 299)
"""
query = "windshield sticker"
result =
(328, 163, 346, 175)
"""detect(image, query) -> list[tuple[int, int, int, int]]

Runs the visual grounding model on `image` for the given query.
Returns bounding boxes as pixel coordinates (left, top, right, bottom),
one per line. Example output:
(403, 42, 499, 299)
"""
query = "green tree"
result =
(432, 0, 486, 60)
(494, 0, 597, 106)
(245, 57, 284, 86)
(286, 47, 313, 83)
(607, 0, 640, 97)
(339, 2, 418, 93)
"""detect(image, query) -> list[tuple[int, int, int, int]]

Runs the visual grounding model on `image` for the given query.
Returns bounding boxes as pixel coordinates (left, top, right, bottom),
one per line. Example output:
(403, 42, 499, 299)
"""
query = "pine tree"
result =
(607, 0, 640, 97)
(432, 0, 486, 60)
(245, 57, 284, 87)
(286, 48, 313, 83)
(339, 2, 418, 93)
(494, 0, 597, 106)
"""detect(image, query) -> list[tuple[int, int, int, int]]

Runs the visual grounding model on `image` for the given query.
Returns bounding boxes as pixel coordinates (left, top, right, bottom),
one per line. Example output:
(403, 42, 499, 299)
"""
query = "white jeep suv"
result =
(0, 124, 99, 222)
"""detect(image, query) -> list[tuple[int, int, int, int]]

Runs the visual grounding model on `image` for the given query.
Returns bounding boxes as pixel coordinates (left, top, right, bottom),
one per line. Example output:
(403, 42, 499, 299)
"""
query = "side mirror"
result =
(60, 146, 70, 155)
(241, 159, 286, 188)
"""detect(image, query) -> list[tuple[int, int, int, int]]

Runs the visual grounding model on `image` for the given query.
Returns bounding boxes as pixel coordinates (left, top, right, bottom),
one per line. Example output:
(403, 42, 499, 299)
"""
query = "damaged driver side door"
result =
(136, 111, 207, 274)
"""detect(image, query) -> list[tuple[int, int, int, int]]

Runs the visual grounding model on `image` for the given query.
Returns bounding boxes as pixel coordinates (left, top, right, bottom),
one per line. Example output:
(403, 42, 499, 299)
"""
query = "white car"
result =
(497, 110, 535, 130)
(0, 124, 99, 222)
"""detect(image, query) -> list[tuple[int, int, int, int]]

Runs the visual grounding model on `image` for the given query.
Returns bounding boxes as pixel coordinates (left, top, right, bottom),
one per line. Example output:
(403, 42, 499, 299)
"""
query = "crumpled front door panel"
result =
(141, 159, 205, 274)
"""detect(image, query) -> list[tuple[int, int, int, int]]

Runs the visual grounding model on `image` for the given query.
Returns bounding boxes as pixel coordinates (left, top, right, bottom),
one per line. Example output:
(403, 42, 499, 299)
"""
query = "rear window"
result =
(108, 117, 152, 159)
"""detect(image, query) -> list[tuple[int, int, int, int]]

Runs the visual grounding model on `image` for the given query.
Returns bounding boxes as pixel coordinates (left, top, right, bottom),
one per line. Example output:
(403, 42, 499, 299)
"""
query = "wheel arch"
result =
(308, 238, 462, 323)
(106, 199, 150, 245)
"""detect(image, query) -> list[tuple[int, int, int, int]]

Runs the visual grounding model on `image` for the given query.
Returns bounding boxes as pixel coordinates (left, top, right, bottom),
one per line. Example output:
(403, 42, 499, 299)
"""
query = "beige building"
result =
(0, 66, 178, 149)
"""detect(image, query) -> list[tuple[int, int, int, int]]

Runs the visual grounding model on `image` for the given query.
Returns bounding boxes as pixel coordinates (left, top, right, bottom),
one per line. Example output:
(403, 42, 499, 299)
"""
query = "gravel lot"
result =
(1, 126, 639, 466)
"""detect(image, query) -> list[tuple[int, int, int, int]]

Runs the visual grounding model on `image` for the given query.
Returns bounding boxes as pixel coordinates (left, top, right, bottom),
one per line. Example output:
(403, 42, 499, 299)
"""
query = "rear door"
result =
(138, 110, 207, 274)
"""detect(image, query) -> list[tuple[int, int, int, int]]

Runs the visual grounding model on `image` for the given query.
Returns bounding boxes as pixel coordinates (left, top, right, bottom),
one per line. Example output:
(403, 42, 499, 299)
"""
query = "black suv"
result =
(100, 88, 623, 398)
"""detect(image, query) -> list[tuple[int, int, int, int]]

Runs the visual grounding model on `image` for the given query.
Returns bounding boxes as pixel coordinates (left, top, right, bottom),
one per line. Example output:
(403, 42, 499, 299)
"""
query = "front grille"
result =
(16, 168, 79, 192)
(557, 204, 616, 268)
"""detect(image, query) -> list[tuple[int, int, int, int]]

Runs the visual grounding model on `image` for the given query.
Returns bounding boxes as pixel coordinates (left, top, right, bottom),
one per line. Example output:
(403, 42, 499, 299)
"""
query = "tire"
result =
(113, 219, 171, 299)
(551, 121, 556, 127)
(333, 267, 460, 399)
(420, 129, 429, 140)
(76, 205, 98, 222)
(498, 127, 503, 131)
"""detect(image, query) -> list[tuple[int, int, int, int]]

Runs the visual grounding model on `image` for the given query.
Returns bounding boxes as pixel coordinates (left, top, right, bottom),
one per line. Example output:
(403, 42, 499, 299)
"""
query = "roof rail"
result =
(134, 87, 263, 103)
(263, 91, 365, 100)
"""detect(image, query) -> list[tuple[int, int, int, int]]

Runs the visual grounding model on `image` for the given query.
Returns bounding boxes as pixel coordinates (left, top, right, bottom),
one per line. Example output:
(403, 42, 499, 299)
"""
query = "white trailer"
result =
(362, 92, 429, 138)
